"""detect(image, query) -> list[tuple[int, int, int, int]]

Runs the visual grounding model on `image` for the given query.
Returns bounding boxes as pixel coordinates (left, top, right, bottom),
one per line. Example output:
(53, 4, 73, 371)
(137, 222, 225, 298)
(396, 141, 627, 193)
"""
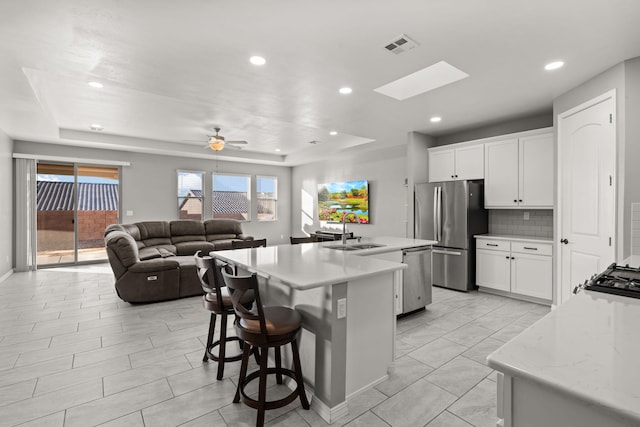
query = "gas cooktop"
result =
(576, 263, 640, 299)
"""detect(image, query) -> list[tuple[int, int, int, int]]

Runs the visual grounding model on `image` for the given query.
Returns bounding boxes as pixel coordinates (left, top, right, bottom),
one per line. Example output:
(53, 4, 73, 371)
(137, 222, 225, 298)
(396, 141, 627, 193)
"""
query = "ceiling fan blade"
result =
(227, 140, 248, 145)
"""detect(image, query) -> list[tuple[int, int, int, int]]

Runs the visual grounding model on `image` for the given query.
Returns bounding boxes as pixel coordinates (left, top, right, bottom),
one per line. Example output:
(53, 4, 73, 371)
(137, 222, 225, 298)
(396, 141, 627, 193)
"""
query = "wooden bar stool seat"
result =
(195, 251, 254, 380)
(222, 269, 310, 426)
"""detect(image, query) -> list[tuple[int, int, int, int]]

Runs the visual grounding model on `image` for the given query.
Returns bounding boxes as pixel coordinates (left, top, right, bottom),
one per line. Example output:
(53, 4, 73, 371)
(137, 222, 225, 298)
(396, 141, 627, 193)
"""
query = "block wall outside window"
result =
(178, 171, 204, 220)
(257, 176, 277, 221)
(212, 173, 251, 220)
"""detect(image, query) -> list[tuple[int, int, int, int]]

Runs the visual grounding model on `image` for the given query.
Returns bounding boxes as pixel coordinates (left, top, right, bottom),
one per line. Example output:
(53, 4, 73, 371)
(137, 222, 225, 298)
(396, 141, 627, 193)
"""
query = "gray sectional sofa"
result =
(104, 219, 253, 303)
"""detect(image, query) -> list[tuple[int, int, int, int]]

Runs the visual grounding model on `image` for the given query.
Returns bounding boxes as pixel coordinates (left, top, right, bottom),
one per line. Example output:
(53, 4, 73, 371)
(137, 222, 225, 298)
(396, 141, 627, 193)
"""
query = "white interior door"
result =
(558, 92, 616, 303)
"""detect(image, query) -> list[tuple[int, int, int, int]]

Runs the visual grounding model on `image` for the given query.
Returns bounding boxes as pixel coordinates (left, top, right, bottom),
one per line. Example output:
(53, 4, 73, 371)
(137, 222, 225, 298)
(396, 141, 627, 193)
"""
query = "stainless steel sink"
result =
(325, 243, 386, 251)
(350, 243, 385, 249)
(325, 244, 360, 251)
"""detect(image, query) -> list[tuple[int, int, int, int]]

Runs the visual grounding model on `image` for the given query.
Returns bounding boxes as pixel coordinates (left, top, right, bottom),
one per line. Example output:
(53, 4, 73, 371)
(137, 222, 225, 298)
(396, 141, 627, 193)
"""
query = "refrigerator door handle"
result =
(433, 186, 438, 241)
(437, 186, 442, 242)
(432, 249, 462, 256)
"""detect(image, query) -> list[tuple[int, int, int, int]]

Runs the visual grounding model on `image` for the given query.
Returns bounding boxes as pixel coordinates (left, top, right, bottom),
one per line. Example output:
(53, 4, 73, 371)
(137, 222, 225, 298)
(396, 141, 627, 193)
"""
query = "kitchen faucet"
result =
(341, 212, 358, 245)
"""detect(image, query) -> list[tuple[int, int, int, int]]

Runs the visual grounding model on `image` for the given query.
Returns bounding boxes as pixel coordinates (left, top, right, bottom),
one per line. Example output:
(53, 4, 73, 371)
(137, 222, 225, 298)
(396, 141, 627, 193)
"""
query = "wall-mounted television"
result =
(317, 179, 369, 223)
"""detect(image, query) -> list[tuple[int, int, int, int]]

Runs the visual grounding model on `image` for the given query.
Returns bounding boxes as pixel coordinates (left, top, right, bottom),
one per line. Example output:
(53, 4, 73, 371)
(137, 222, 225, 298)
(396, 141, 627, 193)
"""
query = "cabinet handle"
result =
(511, 257, 515, 260)
(505, 256, 510, 259)
(513, 199, 517, 203)
(486, 243, 499, 247)
(519, 199, 523, 202)
(523, 247, 538, 250)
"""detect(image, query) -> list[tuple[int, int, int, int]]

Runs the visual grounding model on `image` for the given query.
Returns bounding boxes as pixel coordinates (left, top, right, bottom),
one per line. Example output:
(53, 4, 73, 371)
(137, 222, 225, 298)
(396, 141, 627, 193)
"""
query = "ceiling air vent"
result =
(384, 34, 419, 55)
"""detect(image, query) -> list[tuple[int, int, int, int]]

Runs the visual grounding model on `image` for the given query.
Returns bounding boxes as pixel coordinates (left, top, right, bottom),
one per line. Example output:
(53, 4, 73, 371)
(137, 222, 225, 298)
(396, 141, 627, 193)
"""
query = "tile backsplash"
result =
(488, 209, 553, 238)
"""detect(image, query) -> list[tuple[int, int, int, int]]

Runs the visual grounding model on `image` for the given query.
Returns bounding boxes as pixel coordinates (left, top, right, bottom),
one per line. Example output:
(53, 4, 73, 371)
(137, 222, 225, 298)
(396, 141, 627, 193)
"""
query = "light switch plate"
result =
(337, 298, 347, 319)
(126, 210, 134, 216)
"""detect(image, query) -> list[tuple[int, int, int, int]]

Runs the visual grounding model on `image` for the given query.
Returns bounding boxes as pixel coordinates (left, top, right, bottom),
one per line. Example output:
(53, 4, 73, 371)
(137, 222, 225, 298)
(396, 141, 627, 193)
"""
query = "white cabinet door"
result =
(429, 148, 455, 182)
(519, 133, 554, 208)
(455, 144, 484, 180)
(484, 139, 519, 207)
(476, 249, 511, 291)
(511, 252, 553, 300)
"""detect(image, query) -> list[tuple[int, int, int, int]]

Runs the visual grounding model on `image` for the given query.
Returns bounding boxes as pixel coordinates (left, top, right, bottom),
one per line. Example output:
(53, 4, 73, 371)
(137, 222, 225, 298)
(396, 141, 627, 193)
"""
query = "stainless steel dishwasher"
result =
(401, 246, 432, 315)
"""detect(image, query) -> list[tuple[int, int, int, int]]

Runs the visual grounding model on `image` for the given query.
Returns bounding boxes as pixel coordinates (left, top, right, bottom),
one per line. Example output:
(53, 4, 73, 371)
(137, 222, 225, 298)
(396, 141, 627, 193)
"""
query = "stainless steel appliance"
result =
(415, 180, 488, 291)
(574, 263, 640, 299)
(401, 246, 432, 314)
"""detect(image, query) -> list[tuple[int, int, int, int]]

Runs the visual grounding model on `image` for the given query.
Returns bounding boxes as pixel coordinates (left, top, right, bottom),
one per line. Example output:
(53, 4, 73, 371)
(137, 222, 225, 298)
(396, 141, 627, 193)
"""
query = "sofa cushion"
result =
(204, 219, 241, 239)
(170, 220, 206, 243)
(105, 231, 140, 268)
(136, 221, 173, 247)
(174, 241, 215, 256)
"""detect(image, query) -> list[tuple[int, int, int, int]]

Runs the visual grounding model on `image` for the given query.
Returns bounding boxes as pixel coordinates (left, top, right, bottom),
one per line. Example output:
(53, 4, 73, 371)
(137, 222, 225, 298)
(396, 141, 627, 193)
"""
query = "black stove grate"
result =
(584, 263, 640, 299)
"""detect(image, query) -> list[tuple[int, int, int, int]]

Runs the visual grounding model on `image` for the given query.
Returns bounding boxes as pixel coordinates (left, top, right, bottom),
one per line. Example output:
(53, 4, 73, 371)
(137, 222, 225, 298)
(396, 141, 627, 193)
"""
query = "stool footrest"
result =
(205, 336, 244, 363)
(239, 367, 302, 410)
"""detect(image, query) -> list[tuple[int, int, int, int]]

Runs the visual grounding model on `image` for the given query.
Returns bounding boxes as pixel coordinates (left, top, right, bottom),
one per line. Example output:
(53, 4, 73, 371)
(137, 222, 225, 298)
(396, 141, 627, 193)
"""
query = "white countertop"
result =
(474, 234, 553, 244)
(487, 291, 640, 423)
(211, 236, 435, 290)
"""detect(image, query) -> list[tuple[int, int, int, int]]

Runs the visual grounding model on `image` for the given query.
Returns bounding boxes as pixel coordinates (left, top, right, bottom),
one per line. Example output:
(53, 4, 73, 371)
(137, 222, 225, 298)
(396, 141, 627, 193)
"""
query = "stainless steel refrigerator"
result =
(415, 180, 488, 291)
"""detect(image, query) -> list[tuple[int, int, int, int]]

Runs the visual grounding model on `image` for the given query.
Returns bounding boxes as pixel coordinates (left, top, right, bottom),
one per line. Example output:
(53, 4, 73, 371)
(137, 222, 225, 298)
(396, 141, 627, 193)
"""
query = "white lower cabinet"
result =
(476, 237, 552, 302)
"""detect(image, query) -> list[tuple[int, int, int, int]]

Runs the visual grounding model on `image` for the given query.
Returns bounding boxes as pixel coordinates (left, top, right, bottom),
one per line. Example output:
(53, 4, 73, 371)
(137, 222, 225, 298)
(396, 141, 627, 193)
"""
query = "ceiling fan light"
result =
(209, 136, 226, 151)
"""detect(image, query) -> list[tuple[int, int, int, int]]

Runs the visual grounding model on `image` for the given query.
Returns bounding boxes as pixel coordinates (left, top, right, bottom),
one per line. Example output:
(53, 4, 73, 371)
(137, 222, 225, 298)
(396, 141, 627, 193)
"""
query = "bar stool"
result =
(222, 269, 310, 426)
(290, 235, 318, 244)
(194, 251, 254, 380)
(231, 238, 267, 249)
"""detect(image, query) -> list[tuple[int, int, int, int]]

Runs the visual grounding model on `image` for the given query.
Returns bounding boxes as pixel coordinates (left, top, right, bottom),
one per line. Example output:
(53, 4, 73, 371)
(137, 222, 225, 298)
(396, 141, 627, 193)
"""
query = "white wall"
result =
(623, 57, 640, 260)
(407, 132, 435, 237)
(13, 141, 293, 245)
(291, 147, 408, 239)
(0, 129, 13, 278)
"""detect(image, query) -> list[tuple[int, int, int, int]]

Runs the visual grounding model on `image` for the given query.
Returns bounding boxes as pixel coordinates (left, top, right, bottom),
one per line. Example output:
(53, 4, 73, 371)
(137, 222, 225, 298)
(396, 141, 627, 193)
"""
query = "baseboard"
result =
(311, 397, 349, 424)
(478, 287, 551, 306)
(0, 268, 13, 283)
(345, 374, 389, 400)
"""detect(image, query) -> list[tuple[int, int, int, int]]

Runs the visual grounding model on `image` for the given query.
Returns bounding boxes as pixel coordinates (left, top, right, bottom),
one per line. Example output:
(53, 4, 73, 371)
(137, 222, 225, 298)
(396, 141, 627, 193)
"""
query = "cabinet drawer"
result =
(511, 242, 552, 256)
(476, 239, 510, 252)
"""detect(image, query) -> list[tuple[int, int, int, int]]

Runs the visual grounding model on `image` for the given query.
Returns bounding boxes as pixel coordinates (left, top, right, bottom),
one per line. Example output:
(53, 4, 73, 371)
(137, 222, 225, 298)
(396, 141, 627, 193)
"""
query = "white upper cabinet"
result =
(484, 131, 554, 209)
(484, 139, 519, 207)
(428, 142, 484, 182)
(428, 148, 456, 182)
(519, 133, 554, 207)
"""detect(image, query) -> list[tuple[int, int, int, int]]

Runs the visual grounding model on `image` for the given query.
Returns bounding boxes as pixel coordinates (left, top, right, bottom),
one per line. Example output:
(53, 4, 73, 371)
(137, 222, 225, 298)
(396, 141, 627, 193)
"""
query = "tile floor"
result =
(0, 264, 550, 426)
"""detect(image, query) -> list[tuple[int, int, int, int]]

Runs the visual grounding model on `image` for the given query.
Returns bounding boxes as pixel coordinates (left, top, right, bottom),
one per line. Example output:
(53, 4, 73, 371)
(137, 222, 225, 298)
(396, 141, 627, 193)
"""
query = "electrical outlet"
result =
(524, 212, 530, 221)
(337, 298, 347, 319)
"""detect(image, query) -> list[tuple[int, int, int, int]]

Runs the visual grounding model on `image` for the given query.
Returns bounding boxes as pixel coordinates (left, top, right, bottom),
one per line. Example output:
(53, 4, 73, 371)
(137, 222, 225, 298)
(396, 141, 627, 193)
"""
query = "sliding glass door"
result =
(36, 163, 120, 266)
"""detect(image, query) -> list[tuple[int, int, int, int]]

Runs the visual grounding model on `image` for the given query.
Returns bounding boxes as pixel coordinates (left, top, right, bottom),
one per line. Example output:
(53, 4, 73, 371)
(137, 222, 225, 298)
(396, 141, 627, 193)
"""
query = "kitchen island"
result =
(487, 291, 640, 427)
(212, 236, 435, 422)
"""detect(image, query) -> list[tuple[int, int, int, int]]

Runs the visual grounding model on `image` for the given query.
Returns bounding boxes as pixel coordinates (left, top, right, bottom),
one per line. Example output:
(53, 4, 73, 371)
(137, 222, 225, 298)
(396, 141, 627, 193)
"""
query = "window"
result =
(178, 171, 204, 220)
(212, 173, 251, 220)
(257, 176, 277, 221)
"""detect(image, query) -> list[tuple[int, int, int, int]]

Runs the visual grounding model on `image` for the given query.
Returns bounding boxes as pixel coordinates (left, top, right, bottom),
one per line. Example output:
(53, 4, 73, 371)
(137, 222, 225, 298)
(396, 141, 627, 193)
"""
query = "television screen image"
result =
(317, 180, 369, 223)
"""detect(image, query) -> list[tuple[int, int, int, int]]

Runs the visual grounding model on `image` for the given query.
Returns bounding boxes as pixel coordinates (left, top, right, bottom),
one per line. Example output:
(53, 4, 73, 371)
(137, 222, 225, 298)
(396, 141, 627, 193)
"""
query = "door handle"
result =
(433, 250, 462, 256)
(560, 238, 569, 244)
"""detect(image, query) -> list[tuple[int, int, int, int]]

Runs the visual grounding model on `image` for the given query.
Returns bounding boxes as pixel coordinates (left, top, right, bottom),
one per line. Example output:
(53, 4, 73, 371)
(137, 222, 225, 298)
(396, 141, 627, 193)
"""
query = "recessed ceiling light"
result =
(544, 61, 564, 71)
(430, 116, 442, 123)
(250, 56, 266, 66)
(88, 81, 103, 88)
(275, 148, 281, 152)
(329, 131, 338, 136)
(339, 87, 352, 95)
(89, 124, 103, 131)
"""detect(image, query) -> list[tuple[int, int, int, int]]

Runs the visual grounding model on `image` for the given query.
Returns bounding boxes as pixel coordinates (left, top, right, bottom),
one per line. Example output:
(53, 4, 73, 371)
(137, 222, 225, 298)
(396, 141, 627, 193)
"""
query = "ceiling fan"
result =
(191, 127, 249, 151)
